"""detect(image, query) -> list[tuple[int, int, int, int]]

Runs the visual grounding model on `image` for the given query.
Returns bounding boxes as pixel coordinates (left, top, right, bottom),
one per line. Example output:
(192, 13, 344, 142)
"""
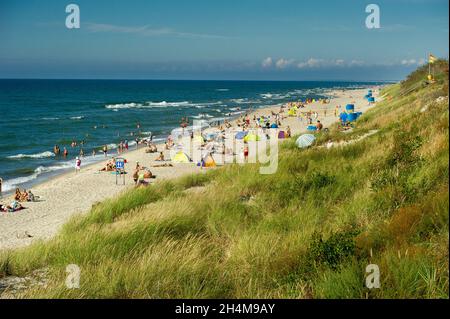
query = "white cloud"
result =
(297, 58, 321, 69)
(275, 58, 294, 69)
(349, 60, 365, 67)
(417, 58, 426, 65)
(401, 58, 426, 66)
(85, 22, 231, 39)
(297, 58, 355, 69)
(261, 57, 273, 68)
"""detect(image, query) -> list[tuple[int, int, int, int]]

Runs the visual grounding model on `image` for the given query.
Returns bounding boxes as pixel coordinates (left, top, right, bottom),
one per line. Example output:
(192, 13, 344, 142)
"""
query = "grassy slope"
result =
(1, 62, 448, 299)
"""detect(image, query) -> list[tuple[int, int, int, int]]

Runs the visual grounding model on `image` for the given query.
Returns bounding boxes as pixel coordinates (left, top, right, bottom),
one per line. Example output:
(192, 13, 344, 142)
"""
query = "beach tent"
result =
(235, 131, 248, 140)
(278, 131, 286, 139)
(288, 106, 298, 116)
(202, 153, 216, 168)
(340, 112, 348, 123)
(368, 97, 375, 103)
(205, 141, 219, 151)
(270, 123, 279, 129)
(205, 132, 218, 141)
(244, 133, 261, 142)
(193, 135, 205, 144)
(172, 151, 191, 163)
(347, 113, 358, 122)
(296, 134, 316, 149)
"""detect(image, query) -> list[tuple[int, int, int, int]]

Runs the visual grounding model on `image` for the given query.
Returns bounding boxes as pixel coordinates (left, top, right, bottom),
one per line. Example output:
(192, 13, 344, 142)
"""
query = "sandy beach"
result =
(0, 87, 380, 250)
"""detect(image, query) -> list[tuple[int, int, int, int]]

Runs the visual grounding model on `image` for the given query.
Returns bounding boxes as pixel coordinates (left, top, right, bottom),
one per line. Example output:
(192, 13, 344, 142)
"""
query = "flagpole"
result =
(428, 53, 431, 76)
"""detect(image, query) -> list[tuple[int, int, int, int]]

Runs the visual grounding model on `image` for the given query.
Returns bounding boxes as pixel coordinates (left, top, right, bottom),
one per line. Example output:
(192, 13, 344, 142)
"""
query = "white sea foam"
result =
(70, 116, 85, 120)
(105, 102, 143, 109)
(1, 163, 73, 192)
(192, 113, 214, 119)
(260, 93, 290, 100)
(230, 98, 259, 104)
(105, 100, 222, 110)
(260, 93, 273, 99)
(216, 89, 229, 91)
(41, 117, 60, 120)
(147, 101, 191, 108)
(105, 101, 192, 109)
(107, 143, 118, 150)
(7, 151, 55, 160)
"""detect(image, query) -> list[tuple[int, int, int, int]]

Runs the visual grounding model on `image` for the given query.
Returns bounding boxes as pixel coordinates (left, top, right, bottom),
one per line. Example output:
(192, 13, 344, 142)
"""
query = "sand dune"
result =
(0, 88, 380, 250)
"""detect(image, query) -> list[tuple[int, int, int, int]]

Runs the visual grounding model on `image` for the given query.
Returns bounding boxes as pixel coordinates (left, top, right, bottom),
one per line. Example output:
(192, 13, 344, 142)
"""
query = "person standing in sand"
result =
(75, 157, 81, 174)
(103, 145, 108, 157)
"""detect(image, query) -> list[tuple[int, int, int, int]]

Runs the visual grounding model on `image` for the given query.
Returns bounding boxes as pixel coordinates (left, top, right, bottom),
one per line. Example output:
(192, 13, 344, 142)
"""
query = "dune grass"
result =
(0, 62, 448, 298)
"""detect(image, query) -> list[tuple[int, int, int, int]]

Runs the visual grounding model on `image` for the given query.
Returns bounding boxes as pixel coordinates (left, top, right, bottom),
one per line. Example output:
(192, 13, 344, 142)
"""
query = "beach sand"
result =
(0, 87, 381, 250)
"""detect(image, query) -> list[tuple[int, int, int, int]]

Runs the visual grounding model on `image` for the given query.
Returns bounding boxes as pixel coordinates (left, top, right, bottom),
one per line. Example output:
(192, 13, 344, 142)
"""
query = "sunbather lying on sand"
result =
(99, 158, 116, 171)
(145, 143, 158, 153)
(152, 163, 173, 168)
(135, 170, 149, 187)
(1, 200, 24, 212)
(155, 152, 165, 161)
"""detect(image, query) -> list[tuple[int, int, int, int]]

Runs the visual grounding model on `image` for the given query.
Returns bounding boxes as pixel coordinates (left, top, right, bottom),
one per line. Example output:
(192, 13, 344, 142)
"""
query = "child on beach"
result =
(316, 120, 323, 131)
(75, 157, 81, 173)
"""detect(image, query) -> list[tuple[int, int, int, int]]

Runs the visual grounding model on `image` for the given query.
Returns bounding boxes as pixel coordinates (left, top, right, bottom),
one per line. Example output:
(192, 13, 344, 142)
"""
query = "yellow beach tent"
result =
(203, 154, 216, 168)
(172, 151, 191, 163)
(288, 106, 298, 116)
(244, 133, 261, 142)
(193, 135, 205, 144)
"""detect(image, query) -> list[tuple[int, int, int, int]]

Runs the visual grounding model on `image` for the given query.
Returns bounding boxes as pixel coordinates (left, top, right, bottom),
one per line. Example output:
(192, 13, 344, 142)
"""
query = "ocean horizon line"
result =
(0, 78, 400, 83)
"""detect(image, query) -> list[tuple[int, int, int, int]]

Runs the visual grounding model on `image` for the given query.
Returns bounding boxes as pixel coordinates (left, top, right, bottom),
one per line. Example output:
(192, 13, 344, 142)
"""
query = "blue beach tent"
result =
(235, 131, 248, 140)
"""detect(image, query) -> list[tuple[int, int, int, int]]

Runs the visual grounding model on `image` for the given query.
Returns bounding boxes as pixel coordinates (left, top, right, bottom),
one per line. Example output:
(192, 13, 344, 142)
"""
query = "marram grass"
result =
(1, 61, 448, 299)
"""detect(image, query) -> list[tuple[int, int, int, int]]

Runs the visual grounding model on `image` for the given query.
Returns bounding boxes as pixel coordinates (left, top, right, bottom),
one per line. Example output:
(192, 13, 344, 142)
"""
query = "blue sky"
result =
(0, 0, 448, 80)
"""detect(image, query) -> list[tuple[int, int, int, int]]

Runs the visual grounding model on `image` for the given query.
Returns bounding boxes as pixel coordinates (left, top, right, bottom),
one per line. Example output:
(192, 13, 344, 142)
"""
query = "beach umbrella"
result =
(296, 134, 316, 149)
(235, 131, 248, 140)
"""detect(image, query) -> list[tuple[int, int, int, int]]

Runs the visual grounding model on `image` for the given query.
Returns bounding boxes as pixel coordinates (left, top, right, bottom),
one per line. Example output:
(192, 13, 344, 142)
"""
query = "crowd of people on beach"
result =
(0, 187, 37, 213)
